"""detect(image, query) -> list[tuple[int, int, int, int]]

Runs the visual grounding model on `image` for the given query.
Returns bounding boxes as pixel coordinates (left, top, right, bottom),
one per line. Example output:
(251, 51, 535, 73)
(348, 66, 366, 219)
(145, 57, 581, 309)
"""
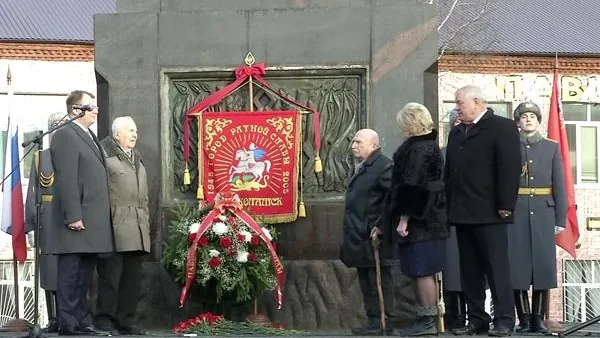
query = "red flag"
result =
(547, 68, 579, 259)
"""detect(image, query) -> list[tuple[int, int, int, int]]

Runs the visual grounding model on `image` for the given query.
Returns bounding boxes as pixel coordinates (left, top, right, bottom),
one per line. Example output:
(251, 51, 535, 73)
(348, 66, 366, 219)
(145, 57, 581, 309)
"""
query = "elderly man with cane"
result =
(341, 128, 395, 335)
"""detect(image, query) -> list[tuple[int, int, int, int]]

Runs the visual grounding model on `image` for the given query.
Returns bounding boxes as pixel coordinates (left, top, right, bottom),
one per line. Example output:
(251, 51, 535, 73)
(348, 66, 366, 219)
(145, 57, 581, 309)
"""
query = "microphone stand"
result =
(21, 112, 84, 338)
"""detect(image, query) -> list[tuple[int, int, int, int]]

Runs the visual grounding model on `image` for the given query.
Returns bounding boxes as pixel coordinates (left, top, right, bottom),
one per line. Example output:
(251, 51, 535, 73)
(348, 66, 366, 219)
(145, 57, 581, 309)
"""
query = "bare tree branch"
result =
(438, 0, 460, 32)
(437, 0, 492, 60)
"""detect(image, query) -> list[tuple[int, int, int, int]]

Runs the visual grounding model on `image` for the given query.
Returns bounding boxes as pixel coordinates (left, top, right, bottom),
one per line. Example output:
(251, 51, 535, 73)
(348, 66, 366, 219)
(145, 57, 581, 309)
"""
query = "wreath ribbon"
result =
(179, 194, 284, 309)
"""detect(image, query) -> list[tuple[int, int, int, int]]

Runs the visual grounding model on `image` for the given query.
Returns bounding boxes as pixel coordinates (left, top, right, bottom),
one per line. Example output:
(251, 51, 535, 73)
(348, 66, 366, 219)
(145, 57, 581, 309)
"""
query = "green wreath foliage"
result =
(162, 202, 280, 304)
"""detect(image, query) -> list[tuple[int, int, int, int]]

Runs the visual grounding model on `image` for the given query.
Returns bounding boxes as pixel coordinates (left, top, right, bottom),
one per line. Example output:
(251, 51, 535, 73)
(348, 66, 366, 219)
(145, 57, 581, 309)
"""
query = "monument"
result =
(94, 0, 438, 330)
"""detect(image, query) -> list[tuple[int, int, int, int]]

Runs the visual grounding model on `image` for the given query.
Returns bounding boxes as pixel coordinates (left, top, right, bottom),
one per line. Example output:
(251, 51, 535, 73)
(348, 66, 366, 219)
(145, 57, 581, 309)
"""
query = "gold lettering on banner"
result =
(228, 124, 271, 137)
(240, 198, 284, 207)
(269, 134, 291, 165)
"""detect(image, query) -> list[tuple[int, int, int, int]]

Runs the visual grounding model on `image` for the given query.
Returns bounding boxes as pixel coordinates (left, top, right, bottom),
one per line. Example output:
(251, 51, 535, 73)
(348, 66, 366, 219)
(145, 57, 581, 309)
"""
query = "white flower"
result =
(212, 222, 228, 235)
(209, 250, 220, 257)
(236, 251, 249, 263)
(188, 222, 200, 234)
(261, 227, 272, 241)
(239, 230, 252, 243)
(218, 214, 227, 221)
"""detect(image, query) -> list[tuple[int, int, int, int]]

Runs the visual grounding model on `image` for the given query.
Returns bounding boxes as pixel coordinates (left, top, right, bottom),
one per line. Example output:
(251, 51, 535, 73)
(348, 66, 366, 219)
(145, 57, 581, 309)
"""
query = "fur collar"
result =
(405, 129, 438, 143)
(520, 131, 543, 145)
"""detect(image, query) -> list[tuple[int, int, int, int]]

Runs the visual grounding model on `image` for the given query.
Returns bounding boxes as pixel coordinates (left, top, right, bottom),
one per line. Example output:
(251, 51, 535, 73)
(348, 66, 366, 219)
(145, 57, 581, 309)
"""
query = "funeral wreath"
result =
(162, 192, 282, 305)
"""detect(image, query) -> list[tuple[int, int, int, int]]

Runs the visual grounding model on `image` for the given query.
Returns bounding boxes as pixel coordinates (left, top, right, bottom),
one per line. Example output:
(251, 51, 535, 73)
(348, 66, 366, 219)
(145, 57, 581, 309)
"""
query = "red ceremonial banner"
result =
(199, 111, 301, 223)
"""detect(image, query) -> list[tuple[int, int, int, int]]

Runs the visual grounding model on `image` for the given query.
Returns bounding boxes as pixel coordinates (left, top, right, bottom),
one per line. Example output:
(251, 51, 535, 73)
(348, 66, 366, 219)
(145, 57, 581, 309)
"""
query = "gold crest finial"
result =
(244, 52, 256, 66)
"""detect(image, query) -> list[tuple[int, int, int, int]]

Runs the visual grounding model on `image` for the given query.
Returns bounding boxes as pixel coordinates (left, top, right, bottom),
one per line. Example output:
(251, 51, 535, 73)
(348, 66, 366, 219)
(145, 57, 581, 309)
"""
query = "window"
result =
(563, 103, 600, 185)
(563, 260, 600, 323)
(440, 101, 512, 146)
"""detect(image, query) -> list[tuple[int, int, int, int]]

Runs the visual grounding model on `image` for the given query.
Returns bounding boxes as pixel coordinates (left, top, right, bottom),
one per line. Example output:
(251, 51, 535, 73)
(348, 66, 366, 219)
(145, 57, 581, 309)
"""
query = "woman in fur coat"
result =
(386, 102, 448, 336)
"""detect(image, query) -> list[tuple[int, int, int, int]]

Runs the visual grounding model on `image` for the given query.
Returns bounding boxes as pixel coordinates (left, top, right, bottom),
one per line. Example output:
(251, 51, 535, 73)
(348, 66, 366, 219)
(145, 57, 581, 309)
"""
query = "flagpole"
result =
(0, 66, 29, 333)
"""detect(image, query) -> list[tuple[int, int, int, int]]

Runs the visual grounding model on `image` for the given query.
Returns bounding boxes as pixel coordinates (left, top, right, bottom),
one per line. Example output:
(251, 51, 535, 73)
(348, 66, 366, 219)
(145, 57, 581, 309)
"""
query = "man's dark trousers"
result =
(57, 253, 97, 331)
(95, 252, 143, 328)
(357, 266, 395, 326)
(455, 223, 514, 328)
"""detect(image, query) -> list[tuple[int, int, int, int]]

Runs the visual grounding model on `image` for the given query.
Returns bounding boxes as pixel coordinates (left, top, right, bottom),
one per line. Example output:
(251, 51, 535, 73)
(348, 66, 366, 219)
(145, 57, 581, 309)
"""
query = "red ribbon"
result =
(182, 63, 321, 168)
(179, 192, 284, 309)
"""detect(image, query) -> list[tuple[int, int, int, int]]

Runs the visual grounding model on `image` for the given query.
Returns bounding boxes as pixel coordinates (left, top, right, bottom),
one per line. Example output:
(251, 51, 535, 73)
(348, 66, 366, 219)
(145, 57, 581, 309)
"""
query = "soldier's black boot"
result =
(531, 290, 550, 334)
(352, 316, 386, 336)
(42, 291, 58, 333)
(514, 290, 532, 333)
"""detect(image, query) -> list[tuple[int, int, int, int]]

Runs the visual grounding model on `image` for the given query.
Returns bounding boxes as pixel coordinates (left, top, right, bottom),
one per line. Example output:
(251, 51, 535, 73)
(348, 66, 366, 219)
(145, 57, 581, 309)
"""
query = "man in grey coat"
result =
(50, 90, 113, 336)
(508, 102, 567, 334)
(25, 112, 65, 333)
(95, 116, 151, 335)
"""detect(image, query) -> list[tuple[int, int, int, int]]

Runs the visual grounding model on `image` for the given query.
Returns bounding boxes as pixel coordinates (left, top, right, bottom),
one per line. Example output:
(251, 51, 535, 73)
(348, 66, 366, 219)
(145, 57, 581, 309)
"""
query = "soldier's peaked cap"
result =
(513, 101, 542, 123)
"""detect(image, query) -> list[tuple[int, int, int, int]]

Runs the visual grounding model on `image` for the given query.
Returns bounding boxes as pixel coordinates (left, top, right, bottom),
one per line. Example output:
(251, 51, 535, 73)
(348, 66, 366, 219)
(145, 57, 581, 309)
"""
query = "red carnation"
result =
(208, 257, 221, 268)
(248, 252, 257, 262)
(219, 236, 232, 248)
(250, 236, 260, 246)
(228, 216, 237, 224)
(227, 247, 237, 257)
(198, 236, 209, 247)
(236, 233, 246, 243)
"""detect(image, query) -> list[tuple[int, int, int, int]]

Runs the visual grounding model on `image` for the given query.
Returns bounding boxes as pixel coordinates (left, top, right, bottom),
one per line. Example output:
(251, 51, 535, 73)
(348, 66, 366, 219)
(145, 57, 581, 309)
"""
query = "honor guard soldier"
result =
(508, 101, 567, 334)
(25, 112, 65, 333)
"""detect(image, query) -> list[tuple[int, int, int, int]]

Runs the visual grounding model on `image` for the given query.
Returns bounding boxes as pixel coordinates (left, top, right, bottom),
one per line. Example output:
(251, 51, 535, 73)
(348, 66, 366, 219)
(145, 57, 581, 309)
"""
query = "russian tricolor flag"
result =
(1, 115, 27, 263)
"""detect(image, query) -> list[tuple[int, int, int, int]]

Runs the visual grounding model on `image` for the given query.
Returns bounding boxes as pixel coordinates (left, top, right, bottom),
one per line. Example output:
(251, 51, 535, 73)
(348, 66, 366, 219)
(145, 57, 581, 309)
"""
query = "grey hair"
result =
(47, 112, 65, 129)
(111, 116, 135, 137)
(456, 85, 487, 104)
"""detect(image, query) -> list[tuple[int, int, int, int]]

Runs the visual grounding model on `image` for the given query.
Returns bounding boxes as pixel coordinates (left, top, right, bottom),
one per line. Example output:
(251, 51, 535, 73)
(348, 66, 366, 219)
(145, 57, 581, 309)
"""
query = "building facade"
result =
(439, 54, 600, 323)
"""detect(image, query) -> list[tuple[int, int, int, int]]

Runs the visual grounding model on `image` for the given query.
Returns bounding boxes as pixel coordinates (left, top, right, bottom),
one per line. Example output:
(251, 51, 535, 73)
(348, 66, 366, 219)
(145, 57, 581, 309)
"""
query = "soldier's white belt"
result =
(517, 187, 552, 195)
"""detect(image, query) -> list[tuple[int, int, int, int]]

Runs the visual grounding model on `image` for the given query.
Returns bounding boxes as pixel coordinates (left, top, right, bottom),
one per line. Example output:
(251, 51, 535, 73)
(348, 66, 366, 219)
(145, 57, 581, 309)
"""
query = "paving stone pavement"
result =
(0, 332, 598, 338)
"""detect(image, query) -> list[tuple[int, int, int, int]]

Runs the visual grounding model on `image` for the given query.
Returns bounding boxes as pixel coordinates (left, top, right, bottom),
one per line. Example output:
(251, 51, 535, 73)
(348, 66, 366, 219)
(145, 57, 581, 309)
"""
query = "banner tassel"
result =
(183, 164, 191, 185)
(298, 201, 306, 217)
(314, 154, 323, 173)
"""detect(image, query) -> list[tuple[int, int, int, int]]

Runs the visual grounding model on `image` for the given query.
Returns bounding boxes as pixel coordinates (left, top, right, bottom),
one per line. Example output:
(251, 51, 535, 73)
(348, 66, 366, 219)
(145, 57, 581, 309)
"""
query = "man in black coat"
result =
(341, 129, 395, 335)
(50, 91, 113, 336)
(444, 85, 521, 336)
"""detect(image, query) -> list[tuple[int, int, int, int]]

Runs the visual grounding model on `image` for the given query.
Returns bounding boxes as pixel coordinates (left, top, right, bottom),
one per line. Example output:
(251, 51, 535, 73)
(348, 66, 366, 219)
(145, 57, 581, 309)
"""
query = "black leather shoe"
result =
(351, 326, 388, 336)
(488, 325, 513, 337)
(58, 329, 81, 336)
(118, 325, 146, 335)
(452, 323, 489, 335)
(80, 325, 112, 336)
(43, 319, 59, 333)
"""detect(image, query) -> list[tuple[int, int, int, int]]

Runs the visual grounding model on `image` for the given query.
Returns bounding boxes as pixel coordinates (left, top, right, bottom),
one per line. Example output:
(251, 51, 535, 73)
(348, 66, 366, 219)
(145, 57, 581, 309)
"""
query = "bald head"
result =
(351, 129, 380, 160)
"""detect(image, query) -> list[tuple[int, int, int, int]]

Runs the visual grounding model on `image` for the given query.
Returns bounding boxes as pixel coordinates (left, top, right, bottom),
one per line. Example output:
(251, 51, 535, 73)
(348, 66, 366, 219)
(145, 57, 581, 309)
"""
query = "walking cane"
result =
(372, 234, 387, 335)
(436, 272, 446, 333)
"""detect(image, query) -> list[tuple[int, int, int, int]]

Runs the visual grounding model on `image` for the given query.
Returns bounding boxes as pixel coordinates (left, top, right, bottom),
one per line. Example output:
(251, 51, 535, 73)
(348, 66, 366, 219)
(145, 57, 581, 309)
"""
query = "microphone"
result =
(72, 104, 96, 112)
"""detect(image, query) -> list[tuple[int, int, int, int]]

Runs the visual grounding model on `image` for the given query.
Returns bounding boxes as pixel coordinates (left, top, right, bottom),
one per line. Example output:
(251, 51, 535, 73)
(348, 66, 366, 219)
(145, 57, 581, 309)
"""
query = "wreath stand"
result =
(180, 53, 322, 325)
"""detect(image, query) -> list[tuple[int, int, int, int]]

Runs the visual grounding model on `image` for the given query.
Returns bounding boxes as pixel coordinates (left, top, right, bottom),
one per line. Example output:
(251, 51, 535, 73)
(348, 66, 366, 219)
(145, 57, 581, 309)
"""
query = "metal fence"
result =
(0, 259, 47, 327)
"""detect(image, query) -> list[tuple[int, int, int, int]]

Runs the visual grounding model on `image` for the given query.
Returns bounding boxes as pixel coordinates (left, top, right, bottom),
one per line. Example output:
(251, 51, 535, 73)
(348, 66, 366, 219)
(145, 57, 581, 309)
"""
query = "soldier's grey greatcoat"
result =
(507, 132, 567, 290)
(49, 123, 114, 254)
(25, 150, 58, 291)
